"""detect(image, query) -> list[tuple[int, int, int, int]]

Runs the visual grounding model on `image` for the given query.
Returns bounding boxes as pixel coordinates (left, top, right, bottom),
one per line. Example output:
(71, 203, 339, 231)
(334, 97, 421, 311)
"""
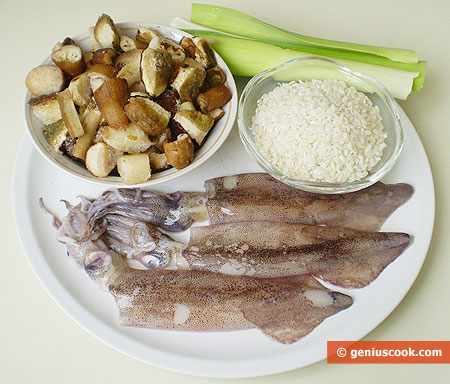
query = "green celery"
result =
(184, 32, 418, 99)
(191, 3, 419, 64)
(181, 26, 426, 94)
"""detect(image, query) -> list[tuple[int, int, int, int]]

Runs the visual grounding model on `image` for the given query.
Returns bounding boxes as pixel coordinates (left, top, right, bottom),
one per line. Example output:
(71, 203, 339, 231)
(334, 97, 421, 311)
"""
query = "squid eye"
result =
(139, 253, 169, 269)
(85, 251, 111, 271)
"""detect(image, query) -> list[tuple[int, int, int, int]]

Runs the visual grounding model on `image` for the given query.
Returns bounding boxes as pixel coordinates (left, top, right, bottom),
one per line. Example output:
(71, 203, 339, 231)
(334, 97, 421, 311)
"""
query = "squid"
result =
(46, 199, 352, 344)
(86, 189, 206, 236)
(205, 173, 414, 231)
(100, 214, 411, 289)
(86, 173, 413, 236)
(183, 222, 411, 288)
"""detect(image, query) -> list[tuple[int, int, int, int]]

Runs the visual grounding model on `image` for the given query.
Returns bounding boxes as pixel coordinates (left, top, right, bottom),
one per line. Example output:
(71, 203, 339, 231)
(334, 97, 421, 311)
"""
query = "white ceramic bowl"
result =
(24, 22, 238, 187)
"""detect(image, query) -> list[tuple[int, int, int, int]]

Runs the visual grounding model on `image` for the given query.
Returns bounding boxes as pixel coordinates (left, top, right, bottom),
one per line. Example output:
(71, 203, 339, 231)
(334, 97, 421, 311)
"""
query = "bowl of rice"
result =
(238, 57, 403, 193)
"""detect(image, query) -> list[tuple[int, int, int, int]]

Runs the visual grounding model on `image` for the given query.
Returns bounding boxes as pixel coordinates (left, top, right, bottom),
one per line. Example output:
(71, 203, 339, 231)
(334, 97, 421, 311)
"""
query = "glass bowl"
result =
(238, 57, 403, 194)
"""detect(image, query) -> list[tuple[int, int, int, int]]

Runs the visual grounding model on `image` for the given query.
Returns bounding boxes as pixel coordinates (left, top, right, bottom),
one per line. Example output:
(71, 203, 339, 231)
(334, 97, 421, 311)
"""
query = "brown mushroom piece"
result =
(140, 47, 174, 97)
(93, 78, 129, 130)
(25, 65, 65, 96)
(92, 48, 118, 66)
(124, 96, 170, 136)
(83, 52, 94, 68)
(158, 38, 186, 65)
(170, 65, 206, 102)
(86, 142, 123, 178)
(180, 37, 196, 58)
(150, 152, 170, 171)
(136, 26, 163, 45)
(197, 85, 232, 113)
(192, 37, 217, 69)
(115, 49, 143, 87)
(151, 127, 172, 152)
(87, 63, 117, 92)
(28, 93, 62, 125)
(57, 88, 84, 138)
(129, 81, 147, 93)
(203, 66, 227, 91)
(120, 35, 147, 52)
(172, 110, 214, 146)
(51, 44, 86, 77)
(94, 13, 120, 50)
(155, 88, 179, 116)
(68, 73, 92, 107)
(209, 108, 225, 122)
(41, 120, 68, 152)
(164, 133, 194, 169)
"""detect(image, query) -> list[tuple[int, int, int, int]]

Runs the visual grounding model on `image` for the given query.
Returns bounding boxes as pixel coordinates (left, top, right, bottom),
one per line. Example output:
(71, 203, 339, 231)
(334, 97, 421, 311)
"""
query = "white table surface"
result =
(1, 0, 449, 382)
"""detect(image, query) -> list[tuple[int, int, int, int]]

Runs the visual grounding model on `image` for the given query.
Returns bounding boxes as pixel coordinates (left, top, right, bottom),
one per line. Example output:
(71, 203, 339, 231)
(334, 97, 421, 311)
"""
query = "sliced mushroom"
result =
(136, 26, 163, 45)
(86, 142, 122, 178)
(62, 37, 76, 46)
(180, 37, 196, 58)
(87, 63, 117, 92)
(197, 84, 232, 113)
(83, 52, 94, 68)
(163, 133, 194, 169)
(124, 97, 170, 136)
(172, 110, 214, 146)
(51, 45, 86, 77)
(151, 126, 172, 152)
(155, 88, 179, 115)
(92, 48, 118, 66)
(150, 152, 170, 171)
(42, 120, 68, 152)
(117, 153, 151, 184)
(203, 66, 227, 91)
(93, 78, 129, 130)
(120, 35, 147, 52)
(68, 73, 92, 107)
(129, 81, 147, 93)
(79, 97, 99, 124)
(192, 37, 217, 69)
(102, 123, 152, 154)
(170, 65, 206, 102)
(72, 109, 102, 160)
(182, 57, 204, 69)
(115, 49, 143, 86)
(29, 93, 62, 125)
(94, 13, 120, 50)
(57, 88, 84, 138)
(25, 65, 65, 96)
(178, 101, 196, 112)
(158, 38, 185, 65)
(140, 47, 173, 97)
(209, 108, 225, 122)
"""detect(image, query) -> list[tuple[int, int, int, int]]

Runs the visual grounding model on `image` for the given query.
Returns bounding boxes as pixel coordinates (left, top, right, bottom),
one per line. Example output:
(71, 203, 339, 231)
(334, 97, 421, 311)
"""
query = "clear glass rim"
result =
(238, 56, 404, 193)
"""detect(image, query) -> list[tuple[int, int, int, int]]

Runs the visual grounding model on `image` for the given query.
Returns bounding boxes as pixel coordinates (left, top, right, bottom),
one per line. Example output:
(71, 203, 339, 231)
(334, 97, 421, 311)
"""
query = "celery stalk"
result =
(170, 23, 418, 99)
(184, 28, 426, 91)
(191, 3, 419, 64)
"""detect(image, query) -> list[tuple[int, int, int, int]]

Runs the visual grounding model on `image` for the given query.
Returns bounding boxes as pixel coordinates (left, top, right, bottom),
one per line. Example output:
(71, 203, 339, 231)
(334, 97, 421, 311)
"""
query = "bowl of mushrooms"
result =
(24, 14, 237, 186)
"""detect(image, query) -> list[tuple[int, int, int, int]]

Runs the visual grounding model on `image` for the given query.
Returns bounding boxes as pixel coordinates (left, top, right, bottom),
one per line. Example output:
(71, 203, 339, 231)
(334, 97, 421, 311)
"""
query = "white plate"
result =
(13, 98, 434, 378)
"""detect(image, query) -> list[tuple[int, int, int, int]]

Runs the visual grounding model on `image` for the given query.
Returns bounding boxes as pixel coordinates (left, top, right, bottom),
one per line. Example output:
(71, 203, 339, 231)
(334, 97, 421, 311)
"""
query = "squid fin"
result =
(240, 276, 352, 344)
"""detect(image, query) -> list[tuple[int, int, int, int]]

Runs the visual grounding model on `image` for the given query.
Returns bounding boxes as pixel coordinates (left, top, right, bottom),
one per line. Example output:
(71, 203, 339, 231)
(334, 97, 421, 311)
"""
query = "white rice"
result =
(251, 79, 387, 183)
